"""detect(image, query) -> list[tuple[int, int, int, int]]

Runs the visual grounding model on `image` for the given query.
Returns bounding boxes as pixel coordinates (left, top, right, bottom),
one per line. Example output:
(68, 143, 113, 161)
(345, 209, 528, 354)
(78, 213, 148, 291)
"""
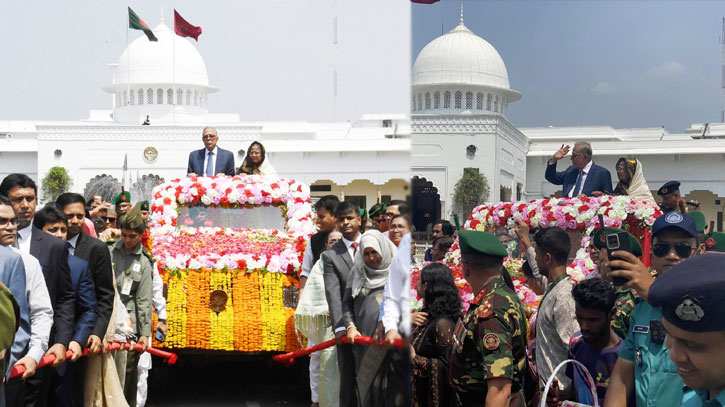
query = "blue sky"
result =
(0, 1, 409, 123)
(413, 1, 724, 133)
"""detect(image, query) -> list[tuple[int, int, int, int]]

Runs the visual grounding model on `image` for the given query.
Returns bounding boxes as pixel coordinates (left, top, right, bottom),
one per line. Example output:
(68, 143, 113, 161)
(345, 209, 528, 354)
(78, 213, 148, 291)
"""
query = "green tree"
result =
(41, 166, 72, 203)
(452, 168, 490, 220)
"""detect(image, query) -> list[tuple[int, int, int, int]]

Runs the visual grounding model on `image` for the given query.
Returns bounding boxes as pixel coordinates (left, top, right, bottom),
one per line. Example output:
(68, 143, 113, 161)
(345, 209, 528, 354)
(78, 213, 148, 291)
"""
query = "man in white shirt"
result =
(0, 197, 53, 381)
(321, 201, 362, 407)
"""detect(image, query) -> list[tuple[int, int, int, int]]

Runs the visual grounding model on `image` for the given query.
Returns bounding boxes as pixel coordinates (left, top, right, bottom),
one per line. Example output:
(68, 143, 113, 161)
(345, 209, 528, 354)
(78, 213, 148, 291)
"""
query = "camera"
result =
(606, 231, 632, 286)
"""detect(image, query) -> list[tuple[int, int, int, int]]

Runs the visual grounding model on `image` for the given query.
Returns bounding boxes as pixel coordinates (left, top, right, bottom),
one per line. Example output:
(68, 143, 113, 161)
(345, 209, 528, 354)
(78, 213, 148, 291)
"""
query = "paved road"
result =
(146, 353, 311, 407)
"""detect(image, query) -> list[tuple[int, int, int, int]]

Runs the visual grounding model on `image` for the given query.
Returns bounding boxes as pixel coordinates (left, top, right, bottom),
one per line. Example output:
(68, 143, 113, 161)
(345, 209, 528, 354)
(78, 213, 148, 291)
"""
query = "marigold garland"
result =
(285, 307, 302, 352)
(233, 272, 263, 351)
(209, 270, 234, 350)
(260, 272, 287, 351)
(164, 271, 187, 348)
(185, 269, 210, 349)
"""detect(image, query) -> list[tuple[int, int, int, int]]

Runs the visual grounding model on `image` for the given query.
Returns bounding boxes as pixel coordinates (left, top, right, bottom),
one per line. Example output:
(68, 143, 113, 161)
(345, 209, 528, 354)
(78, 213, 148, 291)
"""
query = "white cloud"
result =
(647, 61, 687, 78)
(591, 82, 618, 95)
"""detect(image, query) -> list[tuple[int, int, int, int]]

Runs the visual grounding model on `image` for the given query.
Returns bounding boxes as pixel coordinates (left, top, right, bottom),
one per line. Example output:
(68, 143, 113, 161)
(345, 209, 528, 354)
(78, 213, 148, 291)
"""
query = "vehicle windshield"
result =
(177, 205, 286, 230)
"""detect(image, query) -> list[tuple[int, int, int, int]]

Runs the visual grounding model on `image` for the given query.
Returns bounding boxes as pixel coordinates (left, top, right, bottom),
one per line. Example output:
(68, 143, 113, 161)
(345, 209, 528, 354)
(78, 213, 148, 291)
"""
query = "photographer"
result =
(603, 213, 699, 407)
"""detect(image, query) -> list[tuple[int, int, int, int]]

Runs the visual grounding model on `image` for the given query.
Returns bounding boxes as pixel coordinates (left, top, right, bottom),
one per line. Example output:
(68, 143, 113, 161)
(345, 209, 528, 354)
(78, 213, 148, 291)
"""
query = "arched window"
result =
(476, 92, 483, 110)
(465, 91, 473, 109)
(454, 91, 462, 109)
(147, 89, 153, 104)
(486, 94, 492, 111)
(185, 90, 191, 106)
(130, 89, 135, 105)
(417, 94, 422, 111)
(167, 89, 173, 105)
(434, 91, 440, 109)
(177, 89, 183, 105)
(138, 89, 144, 105)
(494, 95, 499, 113)
(443, 91, 451, 108)
(425, 92, 431, 109)
(157, 89, 163, 105)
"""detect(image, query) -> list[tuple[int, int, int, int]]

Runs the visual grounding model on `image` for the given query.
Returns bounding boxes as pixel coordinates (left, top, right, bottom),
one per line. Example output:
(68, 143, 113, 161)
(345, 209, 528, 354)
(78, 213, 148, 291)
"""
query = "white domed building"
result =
(0, 18, 410, 209)
(411, 13, 528, 231)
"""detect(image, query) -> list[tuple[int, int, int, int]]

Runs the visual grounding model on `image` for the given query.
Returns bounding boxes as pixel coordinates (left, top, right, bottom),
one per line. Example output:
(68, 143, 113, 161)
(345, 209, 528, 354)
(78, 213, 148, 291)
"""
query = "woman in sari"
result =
(343, 230, 402, 406)
(236, 141, 279, 179)
(613, 157, 656, 206)
(410, 262, 460, 407)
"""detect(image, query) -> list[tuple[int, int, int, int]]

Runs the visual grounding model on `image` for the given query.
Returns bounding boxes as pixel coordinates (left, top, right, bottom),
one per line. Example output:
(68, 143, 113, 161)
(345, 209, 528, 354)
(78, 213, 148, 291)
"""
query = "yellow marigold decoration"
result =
(164, 271, 187, 348)
(233, 272, 262, 351)
(260, 272, 287, 351)
(209, 270, 234, 350)
(186, 269, 210, 349)
(285, 307, 303, 352)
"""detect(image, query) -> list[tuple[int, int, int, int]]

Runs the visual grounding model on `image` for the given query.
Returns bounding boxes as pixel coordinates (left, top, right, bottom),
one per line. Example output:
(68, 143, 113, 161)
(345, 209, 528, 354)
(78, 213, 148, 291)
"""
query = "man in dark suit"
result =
(33, 204, 97, 406)
(0, 174, 75, 407)
(322, 201, 362, 407)
(186, 127, 236, 177)
(545, 142, 613, 197)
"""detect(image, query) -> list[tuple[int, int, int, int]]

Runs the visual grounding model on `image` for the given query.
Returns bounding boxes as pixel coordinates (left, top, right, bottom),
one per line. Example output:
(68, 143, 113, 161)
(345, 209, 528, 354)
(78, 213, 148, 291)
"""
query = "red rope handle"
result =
(272, 335, 406, 366)
(9, 341, 177, 379)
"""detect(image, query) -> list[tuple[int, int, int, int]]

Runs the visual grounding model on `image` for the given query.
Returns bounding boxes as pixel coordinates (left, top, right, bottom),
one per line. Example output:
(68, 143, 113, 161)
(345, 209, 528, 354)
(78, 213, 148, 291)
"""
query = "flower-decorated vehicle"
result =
(148, 175, 315, 353)
(412, 195, 662, 316)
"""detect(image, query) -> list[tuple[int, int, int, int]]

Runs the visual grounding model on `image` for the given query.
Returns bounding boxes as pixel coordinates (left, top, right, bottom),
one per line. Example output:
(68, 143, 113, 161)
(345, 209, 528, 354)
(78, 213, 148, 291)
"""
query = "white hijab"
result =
(349, 230, 397, 298)
(624, 159, 656, 206)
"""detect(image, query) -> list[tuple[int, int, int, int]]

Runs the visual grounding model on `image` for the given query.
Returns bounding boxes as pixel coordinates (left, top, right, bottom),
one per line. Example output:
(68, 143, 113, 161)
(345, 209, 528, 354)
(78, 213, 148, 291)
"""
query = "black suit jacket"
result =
(29, 226, 75, 346)
(322, 240, 356, 332)
(73, 231, 115, 338)
(187, 147, 236, 176)
(545, 161, 613, 197)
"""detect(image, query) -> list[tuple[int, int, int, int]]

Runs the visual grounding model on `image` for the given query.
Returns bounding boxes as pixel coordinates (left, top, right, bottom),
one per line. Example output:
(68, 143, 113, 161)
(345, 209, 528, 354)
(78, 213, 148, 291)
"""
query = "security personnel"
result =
(647, 254, 725, 406)
(109, 202, 152, 406)
(658, 181, 687, 214)
(449, 230, 528, 407)
(590, 227, 643, 339)
(686, 211, 707, 236)
(112, 188, 132, 216)
(139, 201, 150, 222)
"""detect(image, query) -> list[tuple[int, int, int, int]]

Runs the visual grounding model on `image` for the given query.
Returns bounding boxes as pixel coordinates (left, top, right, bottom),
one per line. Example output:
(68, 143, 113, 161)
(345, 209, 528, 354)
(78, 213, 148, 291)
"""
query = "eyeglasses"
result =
(202, 135, 217, 139)
(103, 217, 117, 222)
(0, 217, 20, 228)
(652, 242, 695, 259)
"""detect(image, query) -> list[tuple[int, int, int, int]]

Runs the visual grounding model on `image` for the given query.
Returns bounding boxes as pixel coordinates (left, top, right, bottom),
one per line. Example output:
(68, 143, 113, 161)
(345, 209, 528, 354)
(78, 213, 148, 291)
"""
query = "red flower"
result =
(237, 259, 247, 270)
(261, 190, 271, 197)
(270, 183, 280, 189)
(578, 205, 589, 213)
(470, 220, 481, 229)
(547, 213, 556, 221)
(164, 197, 172, 205)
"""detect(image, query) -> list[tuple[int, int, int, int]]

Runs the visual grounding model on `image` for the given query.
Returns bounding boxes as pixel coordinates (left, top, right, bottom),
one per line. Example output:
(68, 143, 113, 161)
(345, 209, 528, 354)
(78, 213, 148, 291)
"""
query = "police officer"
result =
(109, 202, 152, 407)
(658, 181, 687, 214)
(604, 212, 700, 407)
(590, 227, 643, 339)
(449, 230, 528, 407)
(648, 254, 725, 406)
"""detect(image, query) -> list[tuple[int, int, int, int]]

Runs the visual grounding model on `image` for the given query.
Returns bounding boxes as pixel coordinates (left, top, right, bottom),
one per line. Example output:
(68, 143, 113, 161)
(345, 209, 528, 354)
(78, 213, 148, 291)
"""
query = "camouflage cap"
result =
(121, 202, 145, 230)
(591, 227, 643, 257)
(686, 210, 707, 234)
(459, 230, 508, 258)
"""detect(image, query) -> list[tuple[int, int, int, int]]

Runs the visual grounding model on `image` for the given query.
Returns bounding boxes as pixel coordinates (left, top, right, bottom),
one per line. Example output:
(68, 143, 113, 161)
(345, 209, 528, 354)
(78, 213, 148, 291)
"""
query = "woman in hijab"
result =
(236, 141, 279, 179)
(343, 230, 400, 406)
(613, 157, 656, 205)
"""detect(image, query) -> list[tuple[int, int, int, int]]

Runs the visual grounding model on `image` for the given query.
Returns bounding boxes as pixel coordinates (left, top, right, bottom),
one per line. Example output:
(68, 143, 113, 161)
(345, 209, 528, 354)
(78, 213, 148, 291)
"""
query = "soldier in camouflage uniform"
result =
(657, 181, 687, 214)
(449, 230, 528, 407)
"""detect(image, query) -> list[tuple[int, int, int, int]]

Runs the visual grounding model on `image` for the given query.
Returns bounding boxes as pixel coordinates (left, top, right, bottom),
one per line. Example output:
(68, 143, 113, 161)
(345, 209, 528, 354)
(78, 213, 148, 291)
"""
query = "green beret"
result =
(591, 227, 643, 257)
(459, 230, 508, 258)
(0, 281, 20, 360)
(368, 203, 387, 217)
(140, 200, 150, 211)
(121, 202, 146, 230)
(704, 231, 725, 253)
(686, 210, 707, 234)
(112, 190, 131, 205)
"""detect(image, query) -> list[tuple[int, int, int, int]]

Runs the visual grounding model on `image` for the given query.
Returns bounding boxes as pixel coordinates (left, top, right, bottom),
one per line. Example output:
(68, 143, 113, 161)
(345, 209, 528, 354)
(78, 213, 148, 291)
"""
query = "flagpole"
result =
(126, 8, 131, 122)
(173, 12, 176, 126)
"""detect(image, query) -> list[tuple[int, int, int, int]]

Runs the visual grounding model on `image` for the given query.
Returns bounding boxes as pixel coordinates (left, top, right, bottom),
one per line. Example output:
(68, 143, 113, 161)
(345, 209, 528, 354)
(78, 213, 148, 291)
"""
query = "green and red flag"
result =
(174, 9, 202, 41)
(128, 7, 157, 42)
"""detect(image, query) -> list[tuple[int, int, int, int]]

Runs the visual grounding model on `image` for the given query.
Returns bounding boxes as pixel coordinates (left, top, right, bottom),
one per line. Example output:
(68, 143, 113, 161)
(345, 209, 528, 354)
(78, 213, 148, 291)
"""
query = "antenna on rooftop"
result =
(460, 3, 464, 25)
(721, 17, 725, 122)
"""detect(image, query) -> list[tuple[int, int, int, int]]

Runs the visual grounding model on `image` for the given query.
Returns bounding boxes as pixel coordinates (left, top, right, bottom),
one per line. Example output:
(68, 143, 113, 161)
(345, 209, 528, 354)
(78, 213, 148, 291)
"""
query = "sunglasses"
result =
(652, 242, 695, 259)
(103, 217, 117, 222)
(0, 217, 20, 228)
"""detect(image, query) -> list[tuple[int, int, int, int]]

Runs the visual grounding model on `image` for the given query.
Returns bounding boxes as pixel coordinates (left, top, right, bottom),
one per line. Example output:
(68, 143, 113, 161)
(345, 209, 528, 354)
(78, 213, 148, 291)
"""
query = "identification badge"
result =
(121, 278, 133, 296)
(633, 325, 650, 334)
(453, 318, 466, 352)
(132, 262, 141, 273)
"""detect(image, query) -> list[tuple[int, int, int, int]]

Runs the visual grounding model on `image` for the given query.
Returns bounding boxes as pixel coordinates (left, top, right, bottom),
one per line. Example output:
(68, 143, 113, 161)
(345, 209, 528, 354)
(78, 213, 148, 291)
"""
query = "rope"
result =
(272, 335, 406, 366)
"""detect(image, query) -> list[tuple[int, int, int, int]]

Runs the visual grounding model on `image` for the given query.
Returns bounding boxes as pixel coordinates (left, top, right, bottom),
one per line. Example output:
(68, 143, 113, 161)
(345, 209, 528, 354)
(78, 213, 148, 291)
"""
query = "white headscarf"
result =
(623, 159, 656, 206)
(349, 230, 397, 298)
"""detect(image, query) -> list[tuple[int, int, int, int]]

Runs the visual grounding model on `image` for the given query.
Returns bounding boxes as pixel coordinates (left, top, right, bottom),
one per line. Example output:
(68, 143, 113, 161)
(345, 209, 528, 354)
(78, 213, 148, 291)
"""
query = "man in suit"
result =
(0, 174, 75, 407)
(34, 204, 97, 407)
(0, 244, 29, 407)
(186, 127, 236, 177)
(322, 201, 362, 407)
(545, 142, 613, 198)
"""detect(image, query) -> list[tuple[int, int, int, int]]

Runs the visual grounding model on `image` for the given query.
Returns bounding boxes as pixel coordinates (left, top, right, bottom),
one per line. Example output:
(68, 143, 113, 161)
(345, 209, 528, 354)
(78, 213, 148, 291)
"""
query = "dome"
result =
(412, 20, 520, 102)
(104, 22, 217, 92)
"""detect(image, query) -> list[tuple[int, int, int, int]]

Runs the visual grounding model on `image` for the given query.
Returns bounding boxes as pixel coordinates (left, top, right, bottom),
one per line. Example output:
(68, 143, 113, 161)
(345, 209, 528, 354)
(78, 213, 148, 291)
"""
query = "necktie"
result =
(65, 241, 73, 256)
(351, 242, 359, 256)
(205, 151, 214, 176)
(572, 169, 584, 196)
